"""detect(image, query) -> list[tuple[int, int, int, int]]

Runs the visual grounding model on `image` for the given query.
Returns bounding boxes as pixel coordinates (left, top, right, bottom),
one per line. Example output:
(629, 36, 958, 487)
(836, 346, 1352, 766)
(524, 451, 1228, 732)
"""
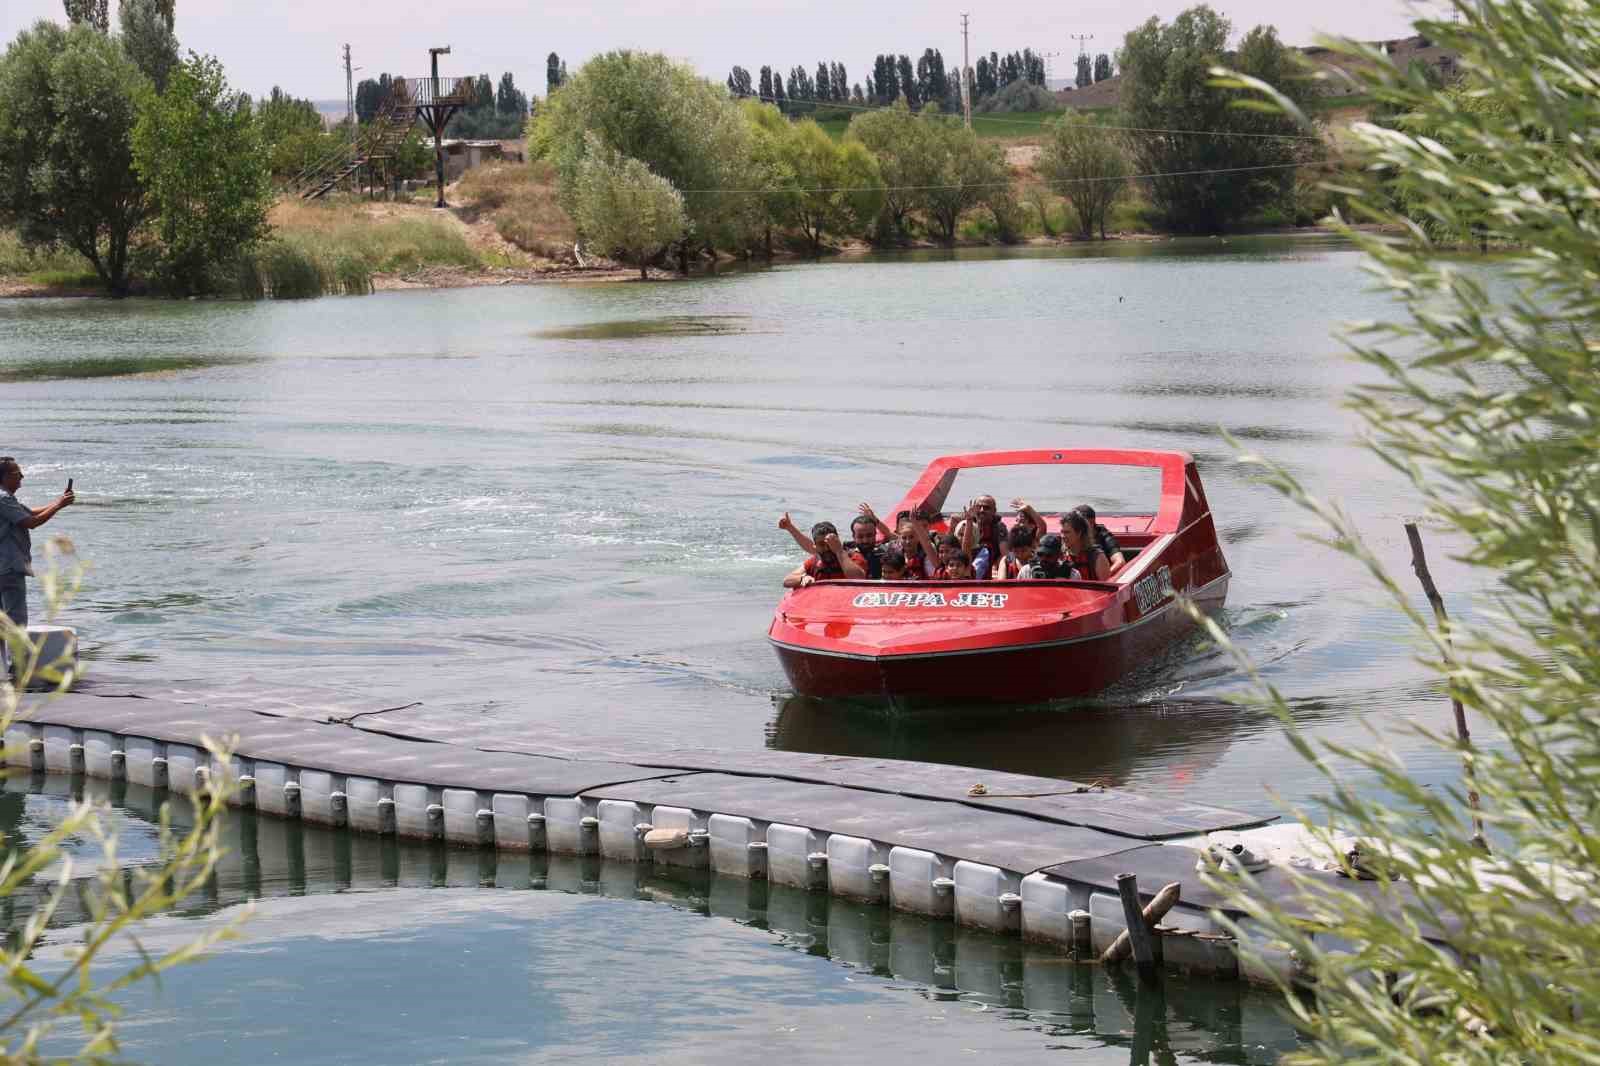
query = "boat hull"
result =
(772, 575, 1227, 705)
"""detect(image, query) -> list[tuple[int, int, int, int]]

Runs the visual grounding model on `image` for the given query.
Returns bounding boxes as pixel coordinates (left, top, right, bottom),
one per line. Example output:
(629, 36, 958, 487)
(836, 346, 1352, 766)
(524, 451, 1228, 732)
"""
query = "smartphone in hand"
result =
(66, 478, 73, 493)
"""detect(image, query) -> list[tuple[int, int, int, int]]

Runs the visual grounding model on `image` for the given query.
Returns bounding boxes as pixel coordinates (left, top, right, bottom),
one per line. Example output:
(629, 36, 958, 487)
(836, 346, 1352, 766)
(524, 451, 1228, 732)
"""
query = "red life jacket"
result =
(805, 550, 867, 580)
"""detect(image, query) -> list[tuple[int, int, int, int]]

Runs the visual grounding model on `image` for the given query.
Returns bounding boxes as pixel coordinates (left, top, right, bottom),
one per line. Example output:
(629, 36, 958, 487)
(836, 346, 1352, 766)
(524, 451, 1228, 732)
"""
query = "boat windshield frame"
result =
(893, 449, 1198, 537)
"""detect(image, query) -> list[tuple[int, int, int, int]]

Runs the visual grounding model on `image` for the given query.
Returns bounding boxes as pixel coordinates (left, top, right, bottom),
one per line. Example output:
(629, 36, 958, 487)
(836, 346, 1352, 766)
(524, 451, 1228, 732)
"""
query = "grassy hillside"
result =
(818, 109, 1067, 141)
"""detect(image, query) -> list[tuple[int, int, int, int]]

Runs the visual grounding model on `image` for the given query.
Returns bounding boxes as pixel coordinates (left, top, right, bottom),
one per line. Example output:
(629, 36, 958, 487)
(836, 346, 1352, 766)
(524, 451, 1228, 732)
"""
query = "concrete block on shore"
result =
(888, 846, 954, 917)
(123, 735, 160, 789)
(649, 806, 707, 869)
(4, 723, 37, 768)
(1020, 872, 1074, 946)
(1089, 890, 1126, 954)
(766, 823, 825, 890)
(165, 744, 201, 795)
(41, 725, 75, 773)
(597, 799, 647, 862)
(299, 770, 338, 826)
(826, 834, 890, 903)
(344, 776, 384, 833)
(441, 788, 481, 846)
(253, 762, 293, 817)
(708, 814, 765, 879)
(83, 730, 115, 778)
(391, 783, 432, 840)
(954, 860, 1022, 934)
(544, 797, 596, 855)
(490, 793, 534, 851)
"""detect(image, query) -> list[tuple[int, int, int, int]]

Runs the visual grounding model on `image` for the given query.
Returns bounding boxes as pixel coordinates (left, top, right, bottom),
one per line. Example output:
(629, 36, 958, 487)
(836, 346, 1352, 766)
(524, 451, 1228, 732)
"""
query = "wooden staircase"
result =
(294, 88, 420, 200)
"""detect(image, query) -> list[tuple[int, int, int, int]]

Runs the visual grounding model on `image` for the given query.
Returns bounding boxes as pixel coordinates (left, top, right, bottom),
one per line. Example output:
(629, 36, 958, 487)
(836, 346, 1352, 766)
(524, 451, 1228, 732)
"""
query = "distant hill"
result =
(1054, 34, 1460, 112)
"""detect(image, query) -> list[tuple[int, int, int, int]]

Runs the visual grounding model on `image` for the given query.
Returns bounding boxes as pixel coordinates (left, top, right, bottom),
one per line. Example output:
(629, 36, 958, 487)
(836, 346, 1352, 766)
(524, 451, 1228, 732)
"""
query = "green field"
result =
(816, 109, 1069, 141)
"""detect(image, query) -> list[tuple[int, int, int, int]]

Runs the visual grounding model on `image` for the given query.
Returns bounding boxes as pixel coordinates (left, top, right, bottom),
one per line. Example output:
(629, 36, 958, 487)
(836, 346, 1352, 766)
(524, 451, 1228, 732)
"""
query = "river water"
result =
(1, 236, 1492, 1061)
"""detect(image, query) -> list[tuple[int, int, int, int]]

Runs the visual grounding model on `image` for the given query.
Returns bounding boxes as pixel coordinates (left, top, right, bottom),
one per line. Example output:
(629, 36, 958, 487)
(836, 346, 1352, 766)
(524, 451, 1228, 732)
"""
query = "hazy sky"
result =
(3, 0, 1445, 102)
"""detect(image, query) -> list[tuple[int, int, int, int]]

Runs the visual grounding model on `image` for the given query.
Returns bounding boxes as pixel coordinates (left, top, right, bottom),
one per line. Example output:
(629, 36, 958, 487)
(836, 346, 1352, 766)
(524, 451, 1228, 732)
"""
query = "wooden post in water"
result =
(1115, 872, 1158, 975)
(1102, 880, 1180, 966)
(1404, 522, 1488, 852)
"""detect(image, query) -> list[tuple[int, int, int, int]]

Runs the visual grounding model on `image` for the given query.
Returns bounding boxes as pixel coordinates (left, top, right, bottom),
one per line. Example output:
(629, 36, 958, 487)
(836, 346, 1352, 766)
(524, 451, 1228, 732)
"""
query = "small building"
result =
(438, 138, 524, 180)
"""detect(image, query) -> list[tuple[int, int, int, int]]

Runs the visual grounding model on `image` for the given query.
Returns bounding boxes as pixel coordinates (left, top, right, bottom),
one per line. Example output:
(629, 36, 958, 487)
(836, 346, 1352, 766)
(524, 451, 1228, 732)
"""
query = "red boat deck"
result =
(769, 449, 1230, 704)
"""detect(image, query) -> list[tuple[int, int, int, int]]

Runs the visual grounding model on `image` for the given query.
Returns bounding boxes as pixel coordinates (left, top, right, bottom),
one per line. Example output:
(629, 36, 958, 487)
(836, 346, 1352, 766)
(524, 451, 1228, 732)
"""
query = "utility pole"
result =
(1040, 50, 1061, 87)
(343, 43, 354, 140)
(960, 12, 972, 129)
(427, 45, 452, 208)
(1070, 34, 1093, 87)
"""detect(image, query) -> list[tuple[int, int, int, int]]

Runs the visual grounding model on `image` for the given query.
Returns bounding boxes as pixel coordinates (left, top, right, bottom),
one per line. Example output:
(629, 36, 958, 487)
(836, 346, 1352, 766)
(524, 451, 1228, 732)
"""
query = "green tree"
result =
(132, 52, 271, 295)
(1037, 112, 1130, 238)
(529, 50, 757, 253)
(1117, 5, 1315, 232)
(1094, 53, 1112, 82)
(62, 0, 109, 31)
(0, 20, 150, 295)
(895, 54, 918, 108)
(748, 104, 881, 254)
(847, 98, 939, 238)
(546, 51, 563, 95)
(354, 74, 387, 125)
(571, 132, 686, 279)
(257, 85, 330, 179)
(1075, 53, 1092, 88)
(118, 0, 178, 91)
(923, 122, 1006, 243)
(1205, 2, 1600, 1061)
(495, 71, 525, 117)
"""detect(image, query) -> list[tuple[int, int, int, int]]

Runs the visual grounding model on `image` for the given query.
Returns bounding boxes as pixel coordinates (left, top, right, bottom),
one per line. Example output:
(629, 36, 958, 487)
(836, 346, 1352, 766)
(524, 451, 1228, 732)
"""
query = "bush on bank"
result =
(1209, 0, 1600, 1060)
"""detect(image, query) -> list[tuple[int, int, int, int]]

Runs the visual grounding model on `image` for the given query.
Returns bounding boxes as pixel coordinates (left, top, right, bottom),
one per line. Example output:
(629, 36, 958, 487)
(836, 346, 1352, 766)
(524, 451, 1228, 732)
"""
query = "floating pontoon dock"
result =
(6, 679, 1419, 985)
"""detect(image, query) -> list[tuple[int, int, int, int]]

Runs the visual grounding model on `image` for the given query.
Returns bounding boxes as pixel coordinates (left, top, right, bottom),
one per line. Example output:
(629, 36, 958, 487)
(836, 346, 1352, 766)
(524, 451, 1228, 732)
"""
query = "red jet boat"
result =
(768, 449, 1229, 704)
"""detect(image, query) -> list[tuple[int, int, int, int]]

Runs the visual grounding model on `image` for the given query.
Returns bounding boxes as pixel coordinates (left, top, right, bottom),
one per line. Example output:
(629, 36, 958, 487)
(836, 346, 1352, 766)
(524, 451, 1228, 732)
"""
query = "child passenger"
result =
(938, 549, 975, 580)
(877, 544, 914, 581)
(992, 525, 1037, 580)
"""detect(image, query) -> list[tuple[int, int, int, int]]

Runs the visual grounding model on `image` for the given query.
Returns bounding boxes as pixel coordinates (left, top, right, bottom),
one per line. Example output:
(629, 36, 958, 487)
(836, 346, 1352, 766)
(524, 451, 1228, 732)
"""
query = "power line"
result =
(681, 158, 1338, 196)
(733, 90, 1324, 142)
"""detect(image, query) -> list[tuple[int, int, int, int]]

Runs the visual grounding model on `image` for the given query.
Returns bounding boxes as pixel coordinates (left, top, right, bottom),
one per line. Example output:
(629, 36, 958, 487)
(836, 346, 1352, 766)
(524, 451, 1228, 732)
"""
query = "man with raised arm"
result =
(1, 458, 75, 673)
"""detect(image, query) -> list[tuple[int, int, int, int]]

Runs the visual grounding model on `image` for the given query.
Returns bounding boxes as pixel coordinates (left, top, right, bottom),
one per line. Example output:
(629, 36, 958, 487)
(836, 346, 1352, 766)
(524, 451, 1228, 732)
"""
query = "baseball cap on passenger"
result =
(1037, 533, 1064, 557)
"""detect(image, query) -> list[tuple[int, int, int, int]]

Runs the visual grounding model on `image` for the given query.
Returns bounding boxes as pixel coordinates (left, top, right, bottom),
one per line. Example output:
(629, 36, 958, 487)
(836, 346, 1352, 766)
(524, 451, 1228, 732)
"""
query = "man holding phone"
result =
(0, 458, 75, 634)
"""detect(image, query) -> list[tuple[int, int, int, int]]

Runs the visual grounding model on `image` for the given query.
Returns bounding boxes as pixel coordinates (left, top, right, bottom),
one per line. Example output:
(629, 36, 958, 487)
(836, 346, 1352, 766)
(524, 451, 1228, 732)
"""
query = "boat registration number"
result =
(1132, 566, 1175, 614)
(851, 591, 1009, 609)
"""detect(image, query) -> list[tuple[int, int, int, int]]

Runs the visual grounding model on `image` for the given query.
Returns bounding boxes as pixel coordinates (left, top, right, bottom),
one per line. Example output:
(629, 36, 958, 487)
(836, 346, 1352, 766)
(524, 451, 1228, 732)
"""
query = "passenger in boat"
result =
(890, 508, 939, 578)
(937, 547, 975, 580)
(1011, 498, 1048, 542)
(877, 543, 914, 581)
(1019, 533, 1077, 579)
(845, 513, 883, 579)
(967, 495, 1007, 562)
(1072, 504, 1126, 570)
(778, 511, 881, 577)
(950, 503, 994, 579)
(779, 519, 868, 587)
(1063, 511, 1112, 581)
(992, 524, 1037, 580)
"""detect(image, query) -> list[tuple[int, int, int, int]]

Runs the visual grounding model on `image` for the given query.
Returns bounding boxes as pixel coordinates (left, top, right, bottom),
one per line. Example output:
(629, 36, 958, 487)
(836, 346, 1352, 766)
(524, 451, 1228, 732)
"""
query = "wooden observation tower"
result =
(418, 46, 473, 208)
(291, 47, 476, 205)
